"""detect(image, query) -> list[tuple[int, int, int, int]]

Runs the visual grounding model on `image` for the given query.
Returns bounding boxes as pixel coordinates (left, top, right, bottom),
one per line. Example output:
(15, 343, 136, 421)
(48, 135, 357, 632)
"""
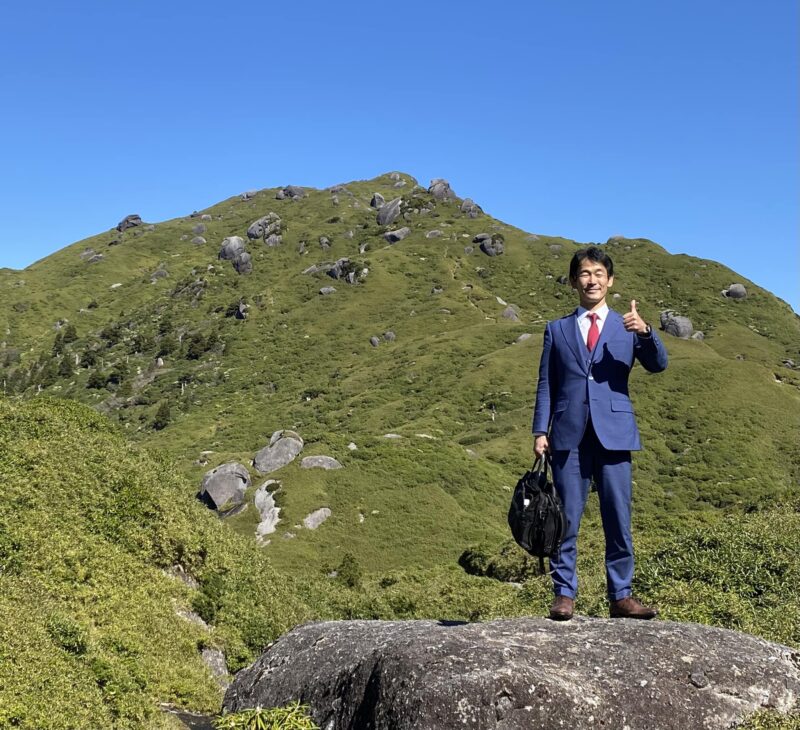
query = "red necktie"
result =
(586, 313, 600, 351)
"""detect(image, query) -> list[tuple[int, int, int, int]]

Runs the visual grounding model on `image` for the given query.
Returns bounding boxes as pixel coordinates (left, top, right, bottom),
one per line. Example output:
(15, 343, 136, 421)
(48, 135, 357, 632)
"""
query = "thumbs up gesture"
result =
(623, 299, 649, 335)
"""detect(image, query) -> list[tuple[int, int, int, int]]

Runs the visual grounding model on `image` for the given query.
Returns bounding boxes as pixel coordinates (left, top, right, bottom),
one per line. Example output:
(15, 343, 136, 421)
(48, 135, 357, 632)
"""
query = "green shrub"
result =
(214, 702, 319, 729)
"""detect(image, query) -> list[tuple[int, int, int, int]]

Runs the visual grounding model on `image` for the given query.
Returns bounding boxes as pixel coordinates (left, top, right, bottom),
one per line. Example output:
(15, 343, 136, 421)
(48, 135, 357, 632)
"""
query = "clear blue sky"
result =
(1, 1, 797, 310)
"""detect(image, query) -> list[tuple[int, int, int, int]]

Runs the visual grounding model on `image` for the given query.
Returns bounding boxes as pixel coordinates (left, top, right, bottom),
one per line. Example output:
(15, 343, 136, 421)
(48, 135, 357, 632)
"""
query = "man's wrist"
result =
(637, 323, 652, 337)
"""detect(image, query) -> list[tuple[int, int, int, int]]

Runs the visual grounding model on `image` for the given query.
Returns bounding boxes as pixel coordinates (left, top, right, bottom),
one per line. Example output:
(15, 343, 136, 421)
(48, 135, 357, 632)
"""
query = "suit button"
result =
(588, 375, 594, 381)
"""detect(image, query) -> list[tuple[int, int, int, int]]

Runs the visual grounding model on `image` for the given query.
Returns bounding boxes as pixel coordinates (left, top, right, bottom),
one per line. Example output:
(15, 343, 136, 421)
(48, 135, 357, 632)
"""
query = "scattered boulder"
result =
(201, 647, 231, 688)
(240, 190, 257, 201)
(549, 244, 563, 253)
(254, 430, 304, 474)
(370, 193, 385, 209)
(377, 198, 402, 226)
(198, 462, 251, 512)
(79, 248, 96, 260)
(191, 236, 207, 245)
(276, 185, 305, 200)
(300, 456, 343, 470)
(327, 258, 358, 282)
(200, 214, 213, 221)
(480, 234, 505, 257)
(226, 299, 249, 319)
(369, 336, 380, 347)
(319, 286, 337, 296)
(150, 269, 168, 282)
(502, 306, 520, 322)
(319, 236, 331, 250)
(473, 233, 491, 244)
(384, 227, 411, 244)
(88, 253, 104, 264)
(192, 223, 207, 235)
(255, 480, 281, 542)
(426, 230, 443, 239)
(232, 251, 252, 275)
(460, 198, 481, 218)
(219, 236, 246, 260)
(247, 212, 282, 240)
(660, 311, 694, 339)
(516, 333, 533, 343)
(383, 331, 396, 342)
(302, 508, 332, 529)
(428, 178, 456, 201)
(556, 275, 568, 285)
(223, 618, 800, 730)
(388, 172, 401, 181)
(116, 214, 142, 232)
(691, 331, 705, 340)
(265, 234, 282, 247)
(722, 283, 748, 300)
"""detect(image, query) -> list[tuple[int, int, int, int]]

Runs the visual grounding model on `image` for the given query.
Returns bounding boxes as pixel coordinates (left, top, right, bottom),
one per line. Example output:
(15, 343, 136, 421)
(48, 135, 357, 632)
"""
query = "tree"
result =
(86, 369, 107, 390)
(57, 357, 73, 378)
(61, 323, 78, 343)
(335, 552, 362, 589)
(152, 401, 171, 430)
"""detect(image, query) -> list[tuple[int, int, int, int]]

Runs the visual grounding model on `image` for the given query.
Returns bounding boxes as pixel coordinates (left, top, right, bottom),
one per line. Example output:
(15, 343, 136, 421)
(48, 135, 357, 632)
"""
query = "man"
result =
(532, 246, 667, 621)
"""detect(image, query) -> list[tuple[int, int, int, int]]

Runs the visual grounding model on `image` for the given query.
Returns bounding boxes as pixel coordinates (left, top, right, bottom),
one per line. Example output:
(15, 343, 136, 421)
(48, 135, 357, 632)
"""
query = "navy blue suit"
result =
(532, 309, 667, 599)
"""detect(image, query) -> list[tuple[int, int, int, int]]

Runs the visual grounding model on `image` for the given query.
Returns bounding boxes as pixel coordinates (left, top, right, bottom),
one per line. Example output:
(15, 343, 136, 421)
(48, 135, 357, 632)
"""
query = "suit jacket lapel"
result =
(590, 309, 621, 364)
(559, 311, 588, 374)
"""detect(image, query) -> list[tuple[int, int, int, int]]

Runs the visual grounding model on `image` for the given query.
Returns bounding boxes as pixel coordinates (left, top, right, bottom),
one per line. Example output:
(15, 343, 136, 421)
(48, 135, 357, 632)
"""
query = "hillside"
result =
(1, 172, 798, 580)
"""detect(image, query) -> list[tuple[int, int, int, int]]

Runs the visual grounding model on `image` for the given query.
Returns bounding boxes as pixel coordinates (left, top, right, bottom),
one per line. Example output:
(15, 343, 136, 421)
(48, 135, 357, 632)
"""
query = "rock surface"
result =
(254, 430, 304, 474)
(198, 462, 250, 511)
(223, 618, 800, 730)
(300, 455, 343, 470)
(377, 198, 402, 226)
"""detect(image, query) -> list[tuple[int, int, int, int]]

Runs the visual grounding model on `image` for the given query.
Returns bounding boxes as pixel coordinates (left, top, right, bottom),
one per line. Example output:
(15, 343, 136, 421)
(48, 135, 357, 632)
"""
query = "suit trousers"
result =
(550, 419, 633, 601)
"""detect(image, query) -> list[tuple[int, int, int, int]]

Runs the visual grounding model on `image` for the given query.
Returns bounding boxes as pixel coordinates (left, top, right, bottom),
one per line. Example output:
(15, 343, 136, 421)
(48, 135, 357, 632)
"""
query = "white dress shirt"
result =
(576, 304, 609, 347)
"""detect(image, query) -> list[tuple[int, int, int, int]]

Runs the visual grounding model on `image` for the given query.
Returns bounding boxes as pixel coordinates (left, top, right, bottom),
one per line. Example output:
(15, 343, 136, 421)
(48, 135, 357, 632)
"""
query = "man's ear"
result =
(607, 275, 614, 289)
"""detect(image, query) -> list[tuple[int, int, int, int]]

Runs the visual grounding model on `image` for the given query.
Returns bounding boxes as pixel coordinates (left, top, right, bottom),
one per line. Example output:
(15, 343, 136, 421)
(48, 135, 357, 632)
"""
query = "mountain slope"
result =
(1, 172, 798, 578)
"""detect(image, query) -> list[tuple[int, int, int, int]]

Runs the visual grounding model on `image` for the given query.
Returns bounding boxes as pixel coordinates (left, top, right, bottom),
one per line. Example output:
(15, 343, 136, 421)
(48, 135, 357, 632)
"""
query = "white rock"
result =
(303, 508, 332, 530)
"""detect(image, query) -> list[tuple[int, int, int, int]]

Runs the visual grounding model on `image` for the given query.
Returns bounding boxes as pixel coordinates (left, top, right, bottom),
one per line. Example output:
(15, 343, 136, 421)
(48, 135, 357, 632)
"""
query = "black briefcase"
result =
(508, 454, 566, 574)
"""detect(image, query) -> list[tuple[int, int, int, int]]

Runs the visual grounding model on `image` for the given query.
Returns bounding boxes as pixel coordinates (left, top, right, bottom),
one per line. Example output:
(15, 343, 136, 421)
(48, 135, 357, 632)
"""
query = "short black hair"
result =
(569, 246, 614, 280)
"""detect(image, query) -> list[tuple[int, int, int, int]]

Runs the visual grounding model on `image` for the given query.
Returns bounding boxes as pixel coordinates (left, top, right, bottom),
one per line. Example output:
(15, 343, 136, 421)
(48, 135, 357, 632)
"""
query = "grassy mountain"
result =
(1, 172, 797, 575)
(1, 172, 799, 725)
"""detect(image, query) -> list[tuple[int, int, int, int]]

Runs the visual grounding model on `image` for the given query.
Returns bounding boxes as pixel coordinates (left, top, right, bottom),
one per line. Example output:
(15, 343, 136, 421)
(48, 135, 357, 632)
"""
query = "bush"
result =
(215, 702, 319, 730)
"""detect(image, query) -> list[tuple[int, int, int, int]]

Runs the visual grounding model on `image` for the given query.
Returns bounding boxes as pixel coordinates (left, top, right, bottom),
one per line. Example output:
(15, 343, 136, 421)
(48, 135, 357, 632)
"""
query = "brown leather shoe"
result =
(609, 596, 658, 619)
(549, 595, 574, 621)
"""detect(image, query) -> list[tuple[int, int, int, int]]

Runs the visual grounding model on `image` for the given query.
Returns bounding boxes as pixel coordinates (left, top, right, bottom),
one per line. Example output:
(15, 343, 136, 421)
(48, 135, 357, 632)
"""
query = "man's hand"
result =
(534, 434, 549, 457)
(623, 300, 649, 335)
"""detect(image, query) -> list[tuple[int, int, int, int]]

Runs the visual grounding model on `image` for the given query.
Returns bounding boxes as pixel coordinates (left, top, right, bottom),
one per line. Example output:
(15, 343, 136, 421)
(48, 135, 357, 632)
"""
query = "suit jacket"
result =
(532, 308, 668, 451)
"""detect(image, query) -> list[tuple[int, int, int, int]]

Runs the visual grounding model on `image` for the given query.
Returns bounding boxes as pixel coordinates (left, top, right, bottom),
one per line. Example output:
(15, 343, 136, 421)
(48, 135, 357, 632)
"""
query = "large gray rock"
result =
(460, 198, 481, 218)
(302, 508, 331, 529)
(254, 430, 304, 474)
(232, 251, 252, 275)
(223, 618, 800, 730)
(661, 311, 694, 338)
(219, 236, 246, 260)
(198, 462, 251, 511)
(480, 234, 505, 257)
(370, 193, 385, 209)
(723, 283, 748, 300)
(247, 212, 282, 240)
(384, 227, 410, 244)
(116, 214, 142, 232)
(377, 198, 402, 226)
(300, 455, 343, 470)
(428, 178, 456, 201)
(254, 480, 281, 542)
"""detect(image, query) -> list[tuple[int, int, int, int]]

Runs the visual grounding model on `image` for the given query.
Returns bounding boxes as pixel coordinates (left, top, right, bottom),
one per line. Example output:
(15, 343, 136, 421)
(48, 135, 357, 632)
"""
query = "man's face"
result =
(570, 258, 613, 309)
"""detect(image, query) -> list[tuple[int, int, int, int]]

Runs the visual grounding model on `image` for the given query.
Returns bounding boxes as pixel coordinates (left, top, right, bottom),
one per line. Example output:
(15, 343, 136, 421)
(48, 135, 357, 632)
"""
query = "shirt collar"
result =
(577, 304, 609, 321)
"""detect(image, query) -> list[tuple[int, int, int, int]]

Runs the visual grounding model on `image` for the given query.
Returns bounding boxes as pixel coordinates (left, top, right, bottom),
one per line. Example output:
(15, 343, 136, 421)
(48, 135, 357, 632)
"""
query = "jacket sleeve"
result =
(634, 328, 668, 373)
(532, 323, 557, 434)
